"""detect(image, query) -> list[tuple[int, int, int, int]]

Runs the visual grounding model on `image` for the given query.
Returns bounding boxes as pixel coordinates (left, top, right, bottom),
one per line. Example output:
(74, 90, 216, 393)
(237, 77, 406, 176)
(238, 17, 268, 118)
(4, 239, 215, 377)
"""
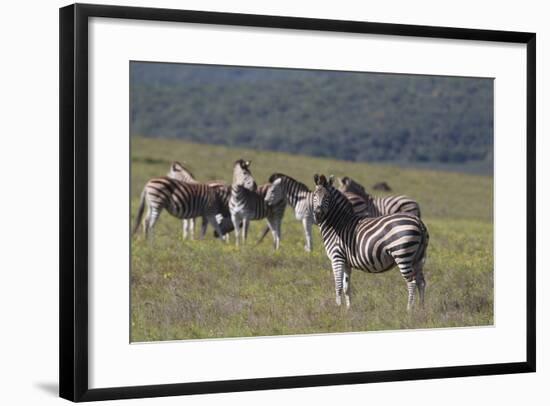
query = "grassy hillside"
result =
(130, 136, 493, 341)
(131, 62, 494, 168)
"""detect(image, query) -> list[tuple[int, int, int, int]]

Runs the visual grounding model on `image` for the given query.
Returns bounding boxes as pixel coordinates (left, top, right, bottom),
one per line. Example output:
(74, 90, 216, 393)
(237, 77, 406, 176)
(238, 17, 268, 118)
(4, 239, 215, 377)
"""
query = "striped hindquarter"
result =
(313, 176, 428, 310)
(132, 177, 225, 239)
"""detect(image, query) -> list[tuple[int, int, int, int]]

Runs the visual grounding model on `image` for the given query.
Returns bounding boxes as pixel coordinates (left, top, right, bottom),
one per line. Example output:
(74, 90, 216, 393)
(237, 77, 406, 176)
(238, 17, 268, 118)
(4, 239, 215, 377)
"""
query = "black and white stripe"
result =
(167, 161, 233, 239)
(313, 174, 429, 310)
(338, 176, 421, 218)
(264, 173, 315, 252)
(229, 160, 286, 249)
(132, 176, 225, 240)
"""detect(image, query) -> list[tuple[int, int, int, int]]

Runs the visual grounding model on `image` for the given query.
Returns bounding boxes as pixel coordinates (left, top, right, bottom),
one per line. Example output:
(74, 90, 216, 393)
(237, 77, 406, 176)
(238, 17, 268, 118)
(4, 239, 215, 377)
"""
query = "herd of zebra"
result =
(133, 159, 429, 310)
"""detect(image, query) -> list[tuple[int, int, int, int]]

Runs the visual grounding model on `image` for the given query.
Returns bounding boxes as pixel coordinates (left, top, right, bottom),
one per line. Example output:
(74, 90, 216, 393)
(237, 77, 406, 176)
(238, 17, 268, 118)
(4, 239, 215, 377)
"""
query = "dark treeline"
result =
(130, 62, 493, 168)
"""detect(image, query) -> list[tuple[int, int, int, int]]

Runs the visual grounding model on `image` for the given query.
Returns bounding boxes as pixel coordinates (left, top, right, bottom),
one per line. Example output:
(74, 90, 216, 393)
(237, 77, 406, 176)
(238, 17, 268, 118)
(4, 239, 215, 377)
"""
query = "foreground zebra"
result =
(264, 173, 315, 252)
(168, 161, 234, 239)
(338, 176, 421, 218)
(229, 160, 286, 248)
(313, 174, 429, 310)
(132, 177, 225, 239)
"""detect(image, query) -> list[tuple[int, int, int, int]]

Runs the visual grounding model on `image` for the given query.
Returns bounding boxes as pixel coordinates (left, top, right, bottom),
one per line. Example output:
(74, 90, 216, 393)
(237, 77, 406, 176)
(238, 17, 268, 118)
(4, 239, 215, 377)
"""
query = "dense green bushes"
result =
(130, 63, 493, 166)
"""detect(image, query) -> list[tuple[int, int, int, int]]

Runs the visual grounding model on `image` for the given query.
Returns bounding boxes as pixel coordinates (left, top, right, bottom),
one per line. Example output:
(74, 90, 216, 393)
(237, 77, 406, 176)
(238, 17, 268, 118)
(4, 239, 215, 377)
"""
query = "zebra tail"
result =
(132, 188, 147, 236)
(255, 225, 271, 246)
(414, 220, 429, 267)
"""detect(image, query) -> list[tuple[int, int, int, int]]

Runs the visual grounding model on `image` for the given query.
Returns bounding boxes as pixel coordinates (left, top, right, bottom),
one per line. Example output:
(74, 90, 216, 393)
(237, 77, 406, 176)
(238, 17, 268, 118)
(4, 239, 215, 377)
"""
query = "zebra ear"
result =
(318, 174, 327, 186)
(328, 175, 334, 186)
(273, 177, 282, 186)
(172, 161, 182, 172)
(245, 160, 251, 168)
(313, 174, 320, 185)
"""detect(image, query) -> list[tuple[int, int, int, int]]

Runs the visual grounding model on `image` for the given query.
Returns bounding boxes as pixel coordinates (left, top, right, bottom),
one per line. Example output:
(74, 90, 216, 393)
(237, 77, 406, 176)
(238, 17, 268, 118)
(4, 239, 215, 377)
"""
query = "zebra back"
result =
(339, 176, 421, 218)
(267, 173, 314, 218)
(144, 176, 222, 219)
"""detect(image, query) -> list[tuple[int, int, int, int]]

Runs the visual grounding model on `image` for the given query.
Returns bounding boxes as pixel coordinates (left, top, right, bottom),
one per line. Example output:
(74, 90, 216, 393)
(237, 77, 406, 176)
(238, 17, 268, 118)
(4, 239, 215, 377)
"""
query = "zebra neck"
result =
(231, 184, 247, 199)
(320, 191, 357, 232)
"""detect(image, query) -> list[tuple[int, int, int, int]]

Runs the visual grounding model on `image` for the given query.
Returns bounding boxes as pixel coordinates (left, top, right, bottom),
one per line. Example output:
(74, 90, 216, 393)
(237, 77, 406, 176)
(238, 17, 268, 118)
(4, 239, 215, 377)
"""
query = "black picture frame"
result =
(59, 3, 536, 402)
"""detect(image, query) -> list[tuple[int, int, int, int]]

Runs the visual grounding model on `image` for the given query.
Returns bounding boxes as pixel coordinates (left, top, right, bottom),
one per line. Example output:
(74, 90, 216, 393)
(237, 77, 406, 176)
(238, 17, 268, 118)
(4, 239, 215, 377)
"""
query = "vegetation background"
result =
(131, 63, 494, 174)
(130, 63, 493, 341)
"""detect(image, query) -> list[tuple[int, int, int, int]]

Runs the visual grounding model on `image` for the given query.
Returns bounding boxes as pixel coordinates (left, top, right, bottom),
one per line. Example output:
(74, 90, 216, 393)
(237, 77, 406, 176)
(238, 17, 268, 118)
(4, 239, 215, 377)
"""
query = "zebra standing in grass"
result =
(168, 161, 233, 239)
(132, 176, 226, 240)
(229, 160, 286, 249)
(312, 174, 429, 310)
(263, 173, 315, 252)
(338, 176, 421, 218)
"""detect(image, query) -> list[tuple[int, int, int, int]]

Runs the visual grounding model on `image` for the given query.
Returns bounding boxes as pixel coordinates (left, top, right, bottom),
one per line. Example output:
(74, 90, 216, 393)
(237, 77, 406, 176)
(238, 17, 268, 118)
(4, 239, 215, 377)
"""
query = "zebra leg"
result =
(415, 269, 426, 307)
(406, 279, 417, 311)
(199, 216, 208, 239)
(266, 218, 280, 250)
(342, 267, 352, 308)
(189, 218, 195, 240)
(242, 218, 250, 244)
(302, 217, 313, 252)
(182, 219, 187, 240)
(144, 207, 160, 240)
(231, 214, 241, 247)
(275, 219, 281, 250)
(331, 259, 348, 306)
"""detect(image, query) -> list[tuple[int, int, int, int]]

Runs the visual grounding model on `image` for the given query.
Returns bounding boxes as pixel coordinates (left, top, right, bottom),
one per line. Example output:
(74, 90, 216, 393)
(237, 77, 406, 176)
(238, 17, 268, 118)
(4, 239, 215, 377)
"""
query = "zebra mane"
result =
(171, 161, 196, 179)
(268, 173, 310, 192)
(339, 176, 370, 199)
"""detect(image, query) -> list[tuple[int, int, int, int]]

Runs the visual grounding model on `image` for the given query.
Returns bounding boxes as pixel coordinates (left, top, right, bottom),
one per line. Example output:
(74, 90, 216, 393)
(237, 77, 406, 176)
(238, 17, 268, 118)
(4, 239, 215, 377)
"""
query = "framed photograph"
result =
(59, 3, 536, 402)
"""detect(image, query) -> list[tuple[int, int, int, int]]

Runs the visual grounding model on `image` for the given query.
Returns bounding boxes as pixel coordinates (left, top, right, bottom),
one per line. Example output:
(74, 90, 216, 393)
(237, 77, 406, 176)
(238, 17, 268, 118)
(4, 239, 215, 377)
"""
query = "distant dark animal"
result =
(313, 174, 429, 310)
(229, 160, 286, 248)
(132, 177, 226, 240)
(373, 181, 392, 192)
(338, 176, 421, 218)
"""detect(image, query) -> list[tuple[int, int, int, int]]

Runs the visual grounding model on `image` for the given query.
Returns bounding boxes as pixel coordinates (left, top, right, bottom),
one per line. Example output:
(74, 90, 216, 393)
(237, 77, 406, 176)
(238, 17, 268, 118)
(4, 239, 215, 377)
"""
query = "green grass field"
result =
(130, 136, 493, 342)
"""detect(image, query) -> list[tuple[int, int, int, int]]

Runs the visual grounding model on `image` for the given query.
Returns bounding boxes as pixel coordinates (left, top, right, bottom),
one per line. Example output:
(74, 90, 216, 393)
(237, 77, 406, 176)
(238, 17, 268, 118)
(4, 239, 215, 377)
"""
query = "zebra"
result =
(229, 160, 286, 249)
(312, 174, 429, 310)
(132, 176, 226, 240)
(338, 176, 421, 218)
(167, 161, 233, 239)
(263, 173, 315, 252)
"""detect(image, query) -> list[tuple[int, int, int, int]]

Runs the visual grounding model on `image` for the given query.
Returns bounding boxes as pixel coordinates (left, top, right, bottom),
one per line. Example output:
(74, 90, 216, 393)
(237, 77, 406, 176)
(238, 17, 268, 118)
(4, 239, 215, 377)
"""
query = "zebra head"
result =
(265, 177, 284, 206)
(233, 159, 257, 191)
(312, 174, 334, 224)
(167, 161, 196, 183)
